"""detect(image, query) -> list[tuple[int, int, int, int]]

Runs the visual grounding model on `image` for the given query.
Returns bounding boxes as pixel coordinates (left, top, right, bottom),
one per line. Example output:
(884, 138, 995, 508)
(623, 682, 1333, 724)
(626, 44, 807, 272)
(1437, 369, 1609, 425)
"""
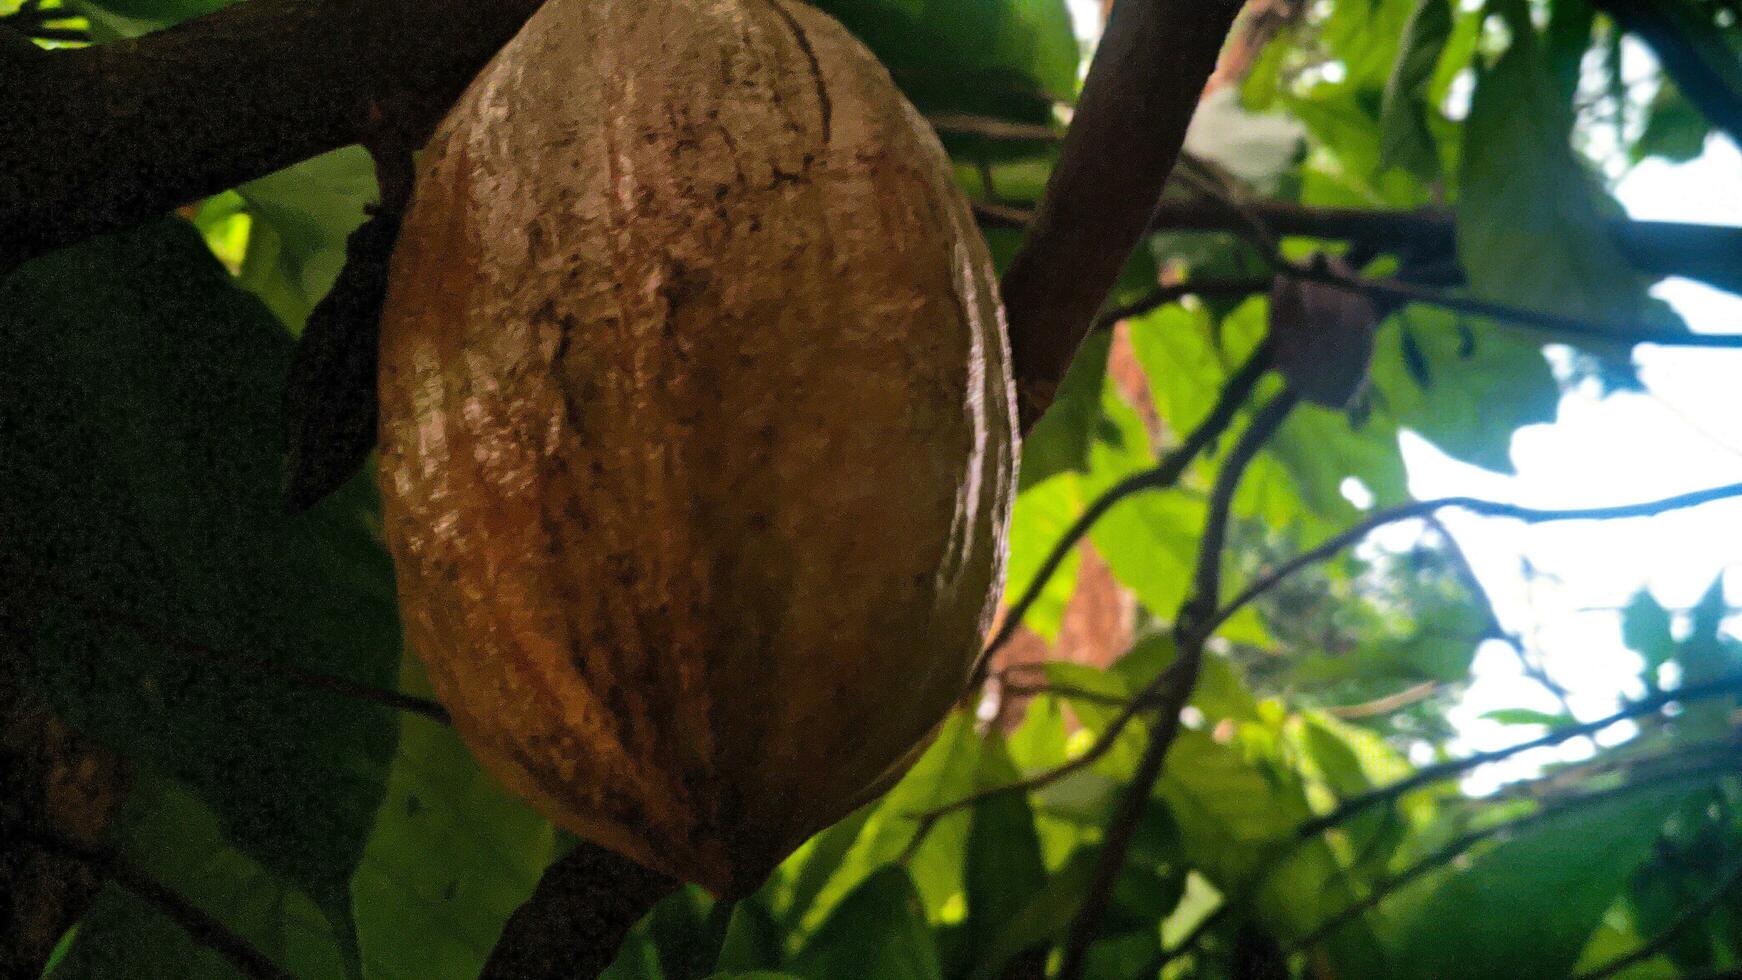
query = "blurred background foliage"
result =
(3, 0, 1741, 976)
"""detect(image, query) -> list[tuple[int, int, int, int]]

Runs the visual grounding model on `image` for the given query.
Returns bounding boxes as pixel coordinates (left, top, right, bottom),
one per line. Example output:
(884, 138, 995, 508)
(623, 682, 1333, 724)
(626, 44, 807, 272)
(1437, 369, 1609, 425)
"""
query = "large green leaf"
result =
(0, 220, 401, 940)
(962, 738, 1048, 970)
(1371, 311, 1558, 473)
(67, 0, 230, 38)
(799, 713, 983, 925)
(1379, 0, 1453, 180)
(1020, 331, 1112, 489)
(349, 658, 560, 980)
(237, 148, 378, 331)
(1457, 13, 1678, 335)
(1384, 785, 1687, 979)
(786, 867, 942, 980)
(1001, 473, 1085, 641)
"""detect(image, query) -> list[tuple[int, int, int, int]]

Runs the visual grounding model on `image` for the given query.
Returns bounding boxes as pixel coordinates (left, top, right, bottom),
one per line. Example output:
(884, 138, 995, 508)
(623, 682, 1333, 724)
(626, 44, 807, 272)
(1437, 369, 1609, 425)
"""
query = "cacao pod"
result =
(377, 0, 1018, 896)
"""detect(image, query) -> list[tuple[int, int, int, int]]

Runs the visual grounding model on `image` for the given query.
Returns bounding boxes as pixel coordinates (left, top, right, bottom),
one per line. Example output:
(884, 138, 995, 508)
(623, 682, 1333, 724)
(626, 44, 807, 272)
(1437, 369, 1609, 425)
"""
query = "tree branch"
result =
(1148, 198, 1742, 296)
(972, 339, 1274, 684)
(0, 0, 545, 273)
(1000, 0, 1246, 431)
(1205, 480, 1742, 641)
(482, 840, 677, 980)
(1055, 389, 1298, 980)
(1592, 0, 1742, 149)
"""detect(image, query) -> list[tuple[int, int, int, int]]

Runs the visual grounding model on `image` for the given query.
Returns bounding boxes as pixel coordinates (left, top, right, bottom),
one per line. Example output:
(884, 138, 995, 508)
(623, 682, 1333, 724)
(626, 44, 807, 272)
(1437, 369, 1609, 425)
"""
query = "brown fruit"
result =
(376, 0, 1018, 896)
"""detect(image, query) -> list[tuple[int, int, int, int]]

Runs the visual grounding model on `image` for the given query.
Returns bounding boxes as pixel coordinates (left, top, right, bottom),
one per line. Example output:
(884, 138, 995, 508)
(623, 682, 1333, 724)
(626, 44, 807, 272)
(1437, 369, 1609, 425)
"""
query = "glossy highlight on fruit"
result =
(376, 0, 1018, 896)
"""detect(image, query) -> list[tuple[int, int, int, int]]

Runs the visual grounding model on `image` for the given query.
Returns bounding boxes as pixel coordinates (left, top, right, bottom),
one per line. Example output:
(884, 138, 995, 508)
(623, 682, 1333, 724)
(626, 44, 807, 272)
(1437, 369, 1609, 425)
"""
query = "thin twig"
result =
(1313, 269, 1742, 350)
(1299, 672, 1742, 838)
(1056, 389, 1299, 980)
(999, 682, 1135, 708)
(1424, 513, 1574, 714)
(970, 339, 1275, 685)
(1324, 681, 1441, 720)
(1205, 481, 1742, 642)
(1088, 277, 1274, 333)
(26, 577, 450, 724)
(11, 821, 292, 980)
(926, 113, 1061, 143)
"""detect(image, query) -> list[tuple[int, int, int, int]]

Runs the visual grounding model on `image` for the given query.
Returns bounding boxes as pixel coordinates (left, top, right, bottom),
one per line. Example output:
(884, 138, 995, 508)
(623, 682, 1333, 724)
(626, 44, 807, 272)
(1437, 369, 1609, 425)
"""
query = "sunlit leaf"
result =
(1385, 784, 1689, 979)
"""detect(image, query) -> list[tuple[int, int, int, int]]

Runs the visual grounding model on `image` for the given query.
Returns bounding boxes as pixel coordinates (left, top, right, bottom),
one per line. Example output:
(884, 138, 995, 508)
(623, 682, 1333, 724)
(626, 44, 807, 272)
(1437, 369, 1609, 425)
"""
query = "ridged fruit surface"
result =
(376, 0, 1018, 896)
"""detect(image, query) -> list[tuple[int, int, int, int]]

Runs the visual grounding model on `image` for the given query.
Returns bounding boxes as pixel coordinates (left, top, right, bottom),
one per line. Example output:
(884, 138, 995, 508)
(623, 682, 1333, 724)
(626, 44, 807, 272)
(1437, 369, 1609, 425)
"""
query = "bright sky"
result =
(1414, 134, 1742, 788)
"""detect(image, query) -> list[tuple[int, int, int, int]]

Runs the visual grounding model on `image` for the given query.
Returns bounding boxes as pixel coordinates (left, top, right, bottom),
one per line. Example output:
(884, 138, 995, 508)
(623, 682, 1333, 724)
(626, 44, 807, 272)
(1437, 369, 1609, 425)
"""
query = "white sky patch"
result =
(1404, 134, 1742, 793)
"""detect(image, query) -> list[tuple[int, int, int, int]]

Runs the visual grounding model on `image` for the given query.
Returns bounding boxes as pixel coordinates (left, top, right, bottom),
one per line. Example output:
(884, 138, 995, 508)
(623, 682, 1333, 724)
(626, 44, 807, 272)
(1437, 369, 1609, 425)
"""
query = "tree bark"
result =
(1000, 0, 1246, 431)
(1145, 198, 1742, 296)
(482, 841, 677, 980)
(0, 0, 544, 273)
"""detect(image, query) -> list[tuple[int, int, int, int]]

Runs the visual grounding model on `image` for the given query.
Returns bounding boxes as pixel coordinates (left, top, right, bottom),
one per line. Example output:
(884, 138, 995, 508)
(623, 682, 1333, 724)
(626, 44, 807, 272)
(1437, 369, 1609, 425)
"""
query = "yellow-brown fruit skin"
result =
(376, 0, 1018, 896)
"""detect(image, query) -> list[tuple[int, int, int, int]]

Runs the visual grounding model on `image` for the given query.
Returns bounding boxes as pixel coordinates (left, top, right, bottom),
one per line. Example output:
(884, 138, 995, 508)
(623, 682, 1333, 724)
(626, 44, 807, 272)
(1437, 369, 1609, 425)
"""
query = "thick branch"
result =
(1145, 199, 1742, 297)
(1001, 0, 1245, 431)
(0, 0, 544, 272)
(482, 840, 677, 980)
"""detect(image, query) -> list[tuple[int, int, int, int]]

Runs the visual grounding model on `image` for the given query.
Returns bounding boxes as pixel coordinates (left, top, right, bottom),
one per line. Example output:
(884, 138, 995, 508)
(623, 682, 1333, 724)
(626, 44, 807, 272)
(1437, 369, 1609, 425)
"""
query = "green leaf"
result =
(1371, 311, 1558, 473)
(237, 148, 378, 331)
(1084, 385, 1204, 619)
(802, 713, 982, 924)
(1322, 0, 1427, 88)
(1456, 22, 1675, 337)
(1021, 331, 1112, 488)
(1, 220, 400, 938)
(1380, 0, 1452, 180)
(1634, 81, 1712, 163)
(1001, 472, 1084, 641)
(787, 868, 942, 980)
(965, 849, 1098, 980)
(963, 739, 1047, 965)
(349, 658, 560, 980)
(1622, 588, 1677, 679)
(1386, 785, 1687, 979)
(714, 899, 787, 975)
(67, 0, 230, 38)
(1481, 708, 1571, 727)
(812, 0, 1077, 123)
(778, 803, 877, 927)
